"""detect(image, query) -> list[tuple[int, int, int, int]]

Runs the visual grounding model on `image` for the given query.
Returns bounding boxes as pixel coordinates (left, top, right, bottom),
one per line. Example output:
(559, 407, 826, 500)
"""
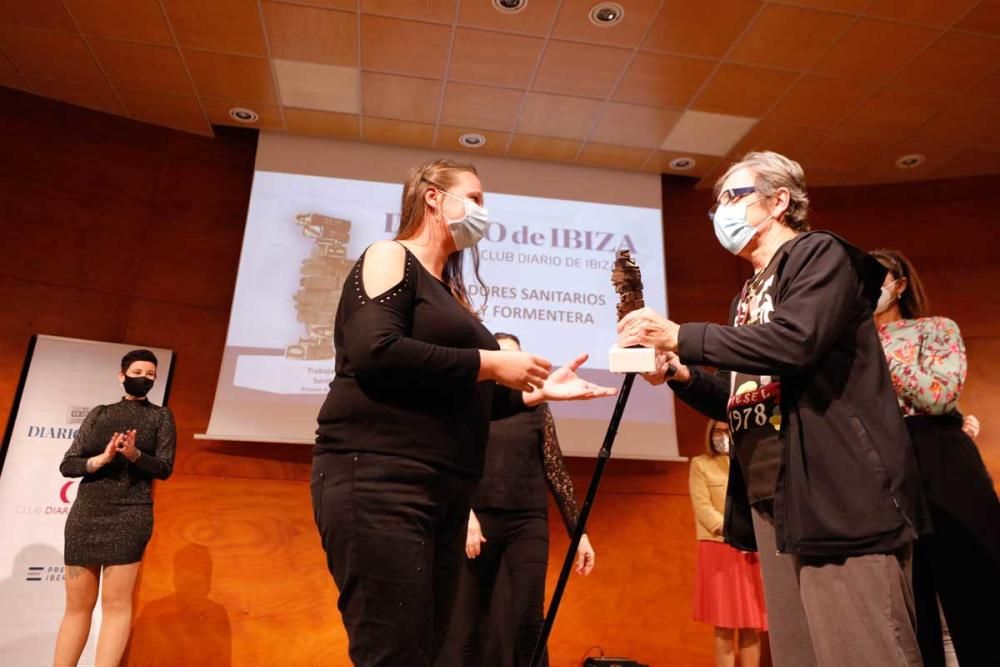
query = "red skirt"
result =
(693, 540, 768, 630)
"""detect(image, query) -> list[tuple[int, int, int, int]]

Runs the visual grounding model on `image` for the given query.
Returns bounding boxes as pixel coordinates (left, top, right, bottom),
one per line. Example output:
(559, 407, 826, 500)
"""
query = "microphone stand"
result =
(528, 371, 637, 667)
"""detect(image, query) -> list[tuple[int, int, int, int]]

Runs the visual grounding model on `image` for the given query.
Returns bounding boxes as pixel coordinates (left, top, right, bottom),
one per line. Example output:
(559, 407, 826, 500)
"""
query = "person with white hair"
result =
(621, 151, 928, 666)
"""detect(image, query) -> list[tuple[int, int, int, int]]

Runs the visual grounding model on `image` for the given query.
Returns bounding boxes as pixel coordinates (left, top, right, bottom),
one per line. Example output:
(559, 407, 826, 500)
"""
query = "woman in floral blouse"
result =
(872, 249, 1000, 667)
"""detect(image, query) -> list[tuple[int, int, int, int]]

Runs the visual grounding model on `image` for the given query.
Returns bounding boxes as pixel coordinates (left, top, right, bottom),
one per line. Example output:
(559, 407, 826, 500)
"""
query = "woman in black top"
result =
(54, 349, 176, 667)
(440, 332, 595, 667)
(312, 159, 614, 667)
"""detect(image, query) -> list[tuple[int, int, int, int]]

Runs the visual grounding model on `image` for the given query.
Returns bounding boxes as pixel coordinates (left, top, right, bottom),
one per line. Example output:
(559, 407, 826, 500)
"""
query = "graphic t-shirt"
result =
(729, 252, 784, 505)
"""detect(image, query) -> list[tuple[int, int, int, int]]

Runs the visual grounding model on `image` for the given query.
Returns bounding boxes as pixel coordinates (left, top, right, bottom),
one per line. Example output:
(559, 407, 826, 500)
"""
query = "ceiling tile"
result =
(613, 52, 715, 108)
(766, 75, 877, 128)
(642, 0, 762, 59)
(508, 134, 581, 162)
(284, 107, 360, 137)
(858, 138, 962, 184)
(274, 59, 359, 112)
(893, 32, 1000, 94)
(458, 0, 560, 37)
(360, 15, 450, 78)
(729, 120, 828, 161)
(839, 86, 953, 138)
(728, 4, 853, 70)
(118, 90, 211, 134)
(202, 99, 284, 130)
(0, 51, 26, 88)
(435, 126, 510, 156)
(360, 0, 456, 25)
(0, 27, 105, 84)
(644, 151, 722, 177)
(980, 128, 1000, 152)
(691, 64, 796, 118)
(263, 2, 357, 67)
(781, 0, 868, 11)
(932, 148, 1000, 179)
(969, 68, 1000, 99)
(278, 0, 356, 9)
(183, 51, 276, 104)
(361, 71, 441, 122)
(440, 82, 523, 132)
(801, 126, 897, 173)
(865, 0, 980, 27)
(589, 103, 682, 149)
(912, 96, 1000, 146)
(0, 1, 75, 31)
(90, 39, 193, 95)
(801, 168, 851, 186)
(448, 28, 543, 88)
(532, 40, 632, 99)
(515, 92, 604, 140)
(64, 0, 173, 44)
(27, 78, 124, 114)
(661, 110, 757, 156)
(551, 0, 662, 48)
(362, 117, 435, 147)
(578, 142, 652, 170)
(811, 18, 939, 82)
(163, 0, 267, 56)
(954, 1, 1000, 36)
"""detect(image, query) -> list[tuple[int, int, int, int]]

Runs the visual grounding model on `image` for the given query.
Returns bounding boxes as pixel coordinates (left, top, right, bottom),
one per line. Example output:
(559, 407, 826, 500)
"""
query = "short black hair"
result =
(494, 332, 520, 347)
(121, 349, 158, 373)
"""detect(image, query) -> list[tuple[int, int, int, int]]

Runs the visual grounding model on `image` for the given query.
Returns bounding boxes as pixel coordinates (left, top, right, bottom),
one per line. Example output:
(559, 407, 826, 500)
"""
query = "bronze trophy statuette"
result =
(609, 249, 656, 373)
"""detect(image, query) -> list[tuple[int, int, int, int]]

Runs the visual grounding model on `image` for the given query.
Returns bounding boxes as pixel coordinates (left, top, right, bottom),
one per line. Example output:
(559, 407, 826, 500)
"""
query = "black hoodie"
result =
(672, 231, 929, 557)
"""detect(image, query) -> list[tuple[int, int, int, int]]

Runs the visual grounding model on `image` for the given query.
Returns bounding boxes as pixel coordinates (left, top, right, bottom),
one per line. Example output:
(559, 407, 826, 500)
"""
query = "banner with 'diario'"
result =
(0, 335, 173, 666)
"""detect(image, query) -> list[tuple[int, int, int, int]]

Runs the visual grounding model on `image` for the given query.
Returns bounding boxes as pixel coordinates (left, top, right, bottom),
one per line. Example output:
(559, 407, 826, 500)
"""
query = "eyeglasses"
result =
(707, 186, 757, 221)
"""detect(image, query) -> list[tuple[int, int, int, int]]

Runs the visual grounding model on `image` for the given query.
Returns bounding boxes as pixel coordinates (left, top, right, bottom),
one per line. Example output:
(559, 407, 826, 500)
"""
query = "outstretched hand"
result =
(526, 353, 616, 405)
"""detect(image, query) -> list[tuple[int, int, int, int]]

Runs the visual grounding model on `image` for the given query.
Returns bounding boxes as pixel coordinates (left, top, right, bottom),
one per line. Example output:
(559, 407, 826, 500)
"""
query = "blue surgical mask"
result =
(712, 199, 763, 255)
(440, 191, 489, 250)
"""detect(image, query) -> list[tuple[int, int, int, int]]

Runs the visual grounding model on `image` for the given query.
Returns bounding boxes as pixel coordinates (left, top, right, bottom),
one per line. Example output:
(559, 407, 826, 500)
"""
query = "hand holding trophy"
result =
(608, 249, 657, 373)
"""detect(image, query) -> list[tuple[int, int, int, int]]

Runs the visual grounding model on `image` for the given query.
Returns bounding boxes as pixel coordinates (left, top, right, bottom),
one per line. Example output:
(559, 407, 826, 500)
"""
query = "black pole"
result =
(528, 372, 637, 667)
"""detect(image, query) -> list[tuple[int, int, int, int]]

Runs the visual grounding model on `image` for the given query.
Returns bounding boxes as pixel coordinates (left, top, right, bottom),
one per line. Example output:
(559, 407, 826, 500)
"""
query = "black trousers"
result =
(438, 508, 550, 667)
(906, 416, 1000, 667)
(311, 451, 475, 667)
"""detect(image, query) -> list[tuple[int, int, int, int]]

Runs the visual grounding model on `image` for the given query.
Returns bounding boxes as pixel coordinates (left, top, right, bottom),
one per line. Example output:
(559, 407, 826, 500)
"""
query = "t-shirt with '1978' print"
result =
(728, 247, 786, 506)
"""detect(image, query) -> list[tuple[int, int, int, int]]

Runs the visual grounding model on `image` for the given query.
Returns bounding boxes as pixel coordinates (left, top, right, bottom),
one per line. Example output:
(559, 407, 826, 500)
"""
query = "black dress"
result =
(60, 398, 176, 566)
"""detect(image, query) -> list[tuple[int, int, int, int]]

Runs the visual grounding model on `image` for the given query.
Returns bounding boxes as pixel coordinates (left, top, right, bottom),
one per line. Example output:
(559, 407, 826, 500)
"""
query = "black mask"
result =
(123, 376, 154, 398)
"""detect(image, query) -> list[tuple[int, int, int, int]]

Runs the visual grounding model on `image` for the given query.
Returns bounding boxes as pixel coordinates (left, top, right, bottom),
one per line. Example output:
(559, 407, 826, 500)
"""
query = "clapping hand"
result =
(116, 429, 140, 462)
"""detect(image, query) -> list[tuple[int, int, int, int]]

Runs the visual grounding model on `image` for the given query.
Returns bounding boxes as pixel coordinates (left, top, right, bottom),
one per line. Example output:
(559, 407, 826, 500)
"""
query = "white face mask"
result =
(712, 198, 771, 255)
(711, 433, 731, 455)
(440, 191, 489, 250)
(875, 279, 899, 315)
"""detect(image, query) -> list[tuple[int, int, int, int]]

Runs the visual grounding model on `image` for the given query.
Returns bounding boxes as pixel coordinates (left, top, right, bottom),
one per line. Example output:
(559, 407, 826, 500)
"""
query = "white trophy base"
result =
(608, 346, 656, 373)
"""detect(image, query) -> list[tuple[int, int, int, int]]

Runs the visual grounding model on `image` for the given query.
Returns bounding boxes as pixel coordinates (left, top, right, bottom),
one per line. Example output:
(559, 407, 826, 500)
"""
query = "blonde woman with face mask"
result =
(311, 159, 615, 667)
(872, 249, 1000, 667)
(690, 420, 767, 667)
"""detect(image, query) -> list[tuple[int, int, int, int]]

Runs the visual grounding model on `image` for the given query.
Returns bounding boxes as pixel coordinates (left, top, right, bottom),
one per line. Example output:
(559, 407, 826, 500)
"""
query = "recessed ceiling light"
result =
(589, 2, 625, 26)
(895, 153, 925, 169)
(459, 133, 487, 148)
(668, 157, 696, 171)
(228, 107, 259, 123)
(493, 0, 527, 14)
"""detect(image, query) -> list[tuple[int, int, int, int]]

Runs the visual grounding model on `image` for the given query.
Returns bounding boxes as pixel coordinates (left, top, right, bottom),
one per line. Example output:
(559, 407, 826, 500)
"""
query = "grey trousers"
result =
(751, 508, 922, 667)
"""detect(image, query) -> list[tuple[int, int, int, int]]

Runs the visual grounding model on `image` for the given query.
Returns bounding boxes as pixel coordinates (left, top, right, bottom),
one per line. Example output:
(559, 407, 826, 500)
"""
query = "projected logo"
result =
(286, 213, 356, 362)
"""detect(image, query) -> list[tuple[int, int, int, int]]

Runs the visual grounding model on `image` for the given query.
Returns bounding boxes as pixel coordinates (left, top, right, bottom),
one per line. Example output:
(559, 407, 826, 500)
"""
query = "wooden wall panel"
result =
(0, 86, 996, 666)
(129, 475, 345, 666)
